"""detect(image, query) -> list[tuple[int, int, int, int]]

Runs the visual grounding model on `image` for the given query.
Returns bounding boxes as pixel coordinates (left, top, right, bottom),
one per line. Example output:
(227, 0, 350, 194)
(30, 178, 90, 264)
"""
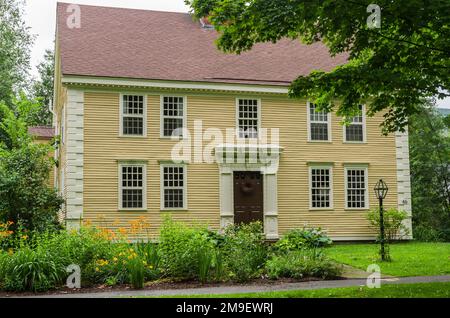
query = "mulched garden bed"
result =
(0, 276, 346, 297)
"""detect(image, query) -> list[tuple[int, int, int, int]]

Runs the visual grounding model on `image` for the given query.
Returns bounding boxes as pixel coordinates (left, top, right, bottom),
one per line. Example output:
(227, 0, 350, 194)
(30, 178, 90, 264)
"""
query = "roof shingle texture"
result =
(28, 126, 54, 139)
(57, 3, 348, 86)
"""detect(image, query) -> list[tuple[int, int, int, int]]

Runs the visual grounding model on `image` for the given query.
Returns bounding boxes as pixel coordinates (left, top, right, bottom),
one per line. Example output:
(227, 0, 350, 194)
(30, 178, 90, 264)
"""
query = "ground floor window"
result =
(119, 163, 146, 210)
(345, 167, 368, 209)
(309, 166, 333, 209)
(161, 164, 187, 210)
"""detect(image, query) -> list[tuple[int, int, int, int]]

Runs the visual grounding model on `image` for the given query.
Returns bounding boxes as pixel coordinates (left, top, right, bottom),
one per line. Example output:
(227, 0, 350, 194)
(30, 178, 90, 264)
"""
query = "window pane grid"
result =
(345, 105, 364, 142)
(121, 165, 144, 209)
(163, 166, 185, 209)
(309, 103, 329, 141)
(163, 97, 184, 137)
(311, 168, 331, 208)
(346, 169, 367, 208)
(122, 95, 145, 136)
(238, 99, 259, 139)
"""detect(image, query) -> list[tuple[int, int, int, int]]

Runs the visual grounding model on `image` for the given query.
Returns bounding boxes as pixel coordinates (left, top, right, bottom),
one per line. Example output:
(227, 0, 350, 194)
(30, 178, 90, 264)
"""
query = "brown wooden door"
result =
(234, 171, 264, 225)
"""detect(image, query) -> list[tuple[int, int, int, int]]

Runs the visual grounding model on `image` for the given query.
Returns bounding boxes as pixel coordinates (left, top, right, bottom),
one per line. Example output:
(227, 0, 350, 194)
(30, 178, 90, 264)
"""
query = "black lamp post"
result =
(374, 179, 389, 261)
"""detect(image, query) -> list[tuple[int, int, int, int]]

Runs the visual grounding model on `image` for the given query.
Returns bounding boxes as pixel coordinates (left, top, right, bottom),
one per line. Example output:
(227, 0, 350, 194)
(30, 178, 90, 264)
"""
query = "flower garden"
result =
(0, 218, 342, 293)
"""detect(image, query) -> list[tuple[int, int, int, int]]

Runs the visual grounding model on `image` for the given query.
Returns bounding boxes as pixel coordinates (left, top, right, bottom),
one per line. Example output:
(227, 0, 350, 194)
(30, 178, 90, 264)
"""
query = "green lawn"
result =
(160, 282, 450, 298)
(325, 242, 450, 277)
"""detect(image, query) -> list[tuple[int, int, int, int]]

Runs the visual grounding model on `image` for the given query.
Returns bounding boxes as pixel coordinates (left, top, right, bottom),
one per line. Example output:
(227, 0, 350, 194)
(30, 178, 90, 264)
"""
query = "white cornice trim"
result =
(61, 76, 290, 94)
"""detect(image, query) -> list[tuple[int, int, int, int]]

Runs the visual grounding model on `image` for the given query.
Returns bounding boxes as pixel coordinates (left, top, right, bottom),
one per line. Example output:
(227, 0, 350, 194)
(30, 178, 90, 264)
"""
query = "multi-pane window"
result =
(162, 96, 185, 137)
(237, 99, 259, 139)
(309, 103, 330, 141)
(345, 105, 365, 142)
(120, 164, 145, 209)
(310, 167, 332, 208)
(162, 165, 186, 209)
(121, 95, 145, 136)
(346, 168, 368, 209)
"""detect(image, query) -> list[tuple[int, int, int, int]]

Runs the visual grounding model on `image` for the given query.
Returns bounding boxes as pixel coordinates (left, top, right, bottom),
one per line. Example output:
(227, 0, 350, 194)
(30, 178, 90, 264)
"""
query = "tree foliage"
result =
(0, 98, 63, 234)
(409, 103, 450, 241)
(31, 49, 55, 126)
(0, 0, 34, 107)
(186, 0, 450, 134)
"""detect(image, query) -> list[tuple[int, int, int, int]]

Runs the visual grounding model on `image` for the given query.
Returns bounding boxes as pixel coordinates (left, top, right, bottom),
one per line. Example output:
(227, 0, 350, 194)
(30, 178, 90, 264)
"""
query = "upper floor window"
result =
(344, 105, 366, 142)
(119, 163, 146, 210)
(237, 98, 260, 139)
(161, 164, 187, 210)
(161, 96, 186, 138)
(120, 94, 146, 136)
(309, 166, 333, 209)
(308, 102, 331, 141)
(345, 166, 369, 209)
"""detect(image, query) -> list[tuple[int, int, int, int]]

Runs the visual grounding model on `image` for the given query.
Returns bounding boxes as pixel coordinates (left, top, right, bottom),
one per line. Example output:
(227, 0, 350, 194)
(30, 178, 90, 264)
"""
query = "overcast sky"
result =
(24, 0, 449, 108)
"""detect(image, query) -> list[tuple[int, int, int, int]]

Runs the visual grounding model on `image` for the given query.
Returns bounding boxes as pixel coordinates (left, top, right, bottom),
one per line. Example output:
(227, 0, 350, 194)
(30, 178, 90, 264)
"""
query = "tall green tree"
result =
(0, 98, 63, 234)
(186, 0, 450, 134)
(409, 103, 450, 241)
(31, 49, 54, 126)
(0, 0, 34, 107)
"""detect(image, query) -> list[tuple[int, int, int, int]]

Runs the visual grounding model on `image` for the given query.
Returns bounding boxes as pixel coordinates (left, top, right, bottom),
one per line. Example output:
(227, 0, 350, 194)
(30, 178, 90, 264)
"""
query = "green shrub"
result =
(221, 222, 267, 282)
(275, 228, 332, 251)
(0, 143, 64, 235)
(158, 218, 216, 280)
(367, 208, 410, 242)
(413, 224, 445, 242)
(265, 250, 342, 280)
(0, 247, 66, 292)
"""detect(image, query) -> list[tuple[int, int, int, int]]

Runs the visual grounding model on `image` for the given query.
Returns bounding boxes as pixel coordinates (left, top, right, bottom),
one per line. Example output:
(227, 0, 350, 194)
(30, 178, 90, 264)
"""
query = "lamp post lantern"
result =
(374, 179, 389, 261)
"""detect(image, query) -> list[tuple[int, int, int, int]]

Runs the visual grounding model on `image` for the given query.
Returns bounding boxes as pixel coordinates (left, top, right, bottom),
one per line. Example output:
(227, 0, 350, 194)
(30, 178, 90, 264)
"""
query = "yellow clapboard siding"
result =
(83, 92, 398, 238)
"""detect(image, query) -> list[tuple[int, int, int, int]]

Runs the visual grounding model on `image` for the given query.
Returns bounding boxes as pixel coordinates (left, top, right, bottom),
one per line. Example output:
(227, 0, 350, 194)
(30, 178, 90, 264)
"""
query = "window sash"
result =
(345, 168, 368, 209)
(162, 96, 185, 137)
(121, 94, 145, 136)
(119, 164, 146, 210)
(237, 99, 260, 139)
(308, 103, 330, 141)
(161, 165, 186, 210)
(345, 105, 365, 142)
(310, 167, 332, 209)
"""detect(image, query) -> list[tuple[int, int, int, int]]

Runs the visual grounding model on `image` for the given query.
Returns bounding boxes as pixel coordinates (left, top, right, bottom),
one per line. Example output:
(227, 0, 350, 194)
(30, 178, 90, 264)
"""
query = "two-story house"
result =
(53, 3, 412, 240)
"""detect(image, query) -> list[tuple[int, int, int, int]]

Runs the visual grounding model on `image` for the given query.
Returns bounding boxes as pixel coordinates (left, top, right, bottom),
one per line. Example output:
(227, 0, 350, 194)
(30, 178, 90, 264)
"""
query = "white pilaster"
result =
(395, 130, 413, 239)
(65, 89, 84, 230)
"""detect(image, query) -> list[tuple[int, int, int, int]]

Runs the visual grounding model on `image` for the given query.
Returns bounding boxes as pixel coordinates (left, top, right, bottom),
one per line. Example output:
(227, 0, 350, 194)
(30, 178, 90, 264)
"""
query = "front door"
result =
(233, 171, 264, 225)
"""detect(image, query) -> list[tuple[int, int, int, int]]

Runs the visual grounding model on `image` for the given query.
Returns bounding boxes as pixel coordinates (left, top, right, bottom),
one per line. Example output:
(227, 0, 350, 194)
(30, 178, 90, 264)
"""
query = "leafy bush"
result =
(274, 228, 332, 251)
(0, 247, 66, 292)
(158, 218, 216, 280)
(413, 224, 446, 242)
(367, 208, 410, 242)
(0, 144, 63, 235)
(265, 250, 342, 280)
(221, 222, 267, 282)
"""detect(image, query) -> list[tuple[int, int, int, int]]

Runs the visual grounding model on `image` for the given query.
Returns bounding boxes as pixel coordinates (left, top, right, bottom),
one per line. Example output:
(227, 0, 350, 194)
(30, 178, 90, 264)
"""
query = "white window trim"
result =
(160, 95, 187, 139)
(344, 165, 370, 210)
(160, 163, 188, 211)
(119, 93, 147, 138)
(309, 165, 334, 210)
(235, 98, 262, 141)
(307, 101, 332, 142)
(343, 105, 367, 143)
(118, 162, 147, 211)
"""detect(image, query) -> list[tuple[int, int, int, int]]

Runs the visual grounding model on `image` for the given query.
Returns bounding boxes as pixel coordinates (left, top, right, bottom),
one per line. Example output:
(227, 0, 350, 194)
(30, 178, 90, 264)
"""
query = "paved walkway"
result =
(9, 275, 450, 298)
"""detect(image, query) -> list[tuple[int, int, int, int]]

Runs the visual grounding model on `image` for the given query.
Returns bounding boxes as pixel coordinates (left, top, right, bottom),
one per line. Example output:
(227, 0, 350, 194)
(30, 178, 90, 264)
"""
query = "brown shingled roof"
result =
(28, 126, 54, 139)
(57, 3, 348, 86)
